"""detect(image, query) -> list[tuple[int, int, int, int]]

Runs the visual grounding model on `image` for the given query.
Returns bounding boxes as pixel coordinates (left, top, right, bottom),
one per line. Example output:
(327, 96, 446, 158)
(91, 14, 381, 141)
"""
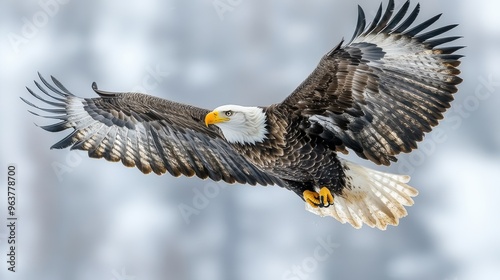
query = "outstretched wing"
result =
(22, 74, 283, 186)
(279, 0, 463, 165)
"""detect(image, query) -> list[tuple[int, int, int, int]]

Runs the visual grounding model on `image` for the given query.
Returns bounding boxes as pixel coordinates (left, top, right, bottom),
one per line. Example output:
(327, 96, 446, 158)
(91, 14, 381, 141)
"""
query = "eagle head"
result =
(205, 105, 268, 145)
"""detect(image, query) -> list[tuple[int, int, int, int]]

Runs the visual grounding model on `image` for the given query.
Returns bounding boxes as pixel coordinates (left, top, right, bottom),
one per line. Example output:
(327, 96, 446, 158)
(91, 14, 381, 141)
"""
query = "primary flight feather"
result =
(23, 0, 462, 229)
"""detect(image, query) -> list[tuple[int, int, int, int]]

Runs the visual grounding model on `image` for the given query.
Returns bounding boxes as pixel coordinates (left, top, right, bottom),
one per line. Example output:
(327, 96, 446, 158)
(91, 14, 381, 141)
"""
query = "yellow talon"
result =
(303, 190, 320, 208)
(319, 187, 334, 207)
(304, 188, 334, 208)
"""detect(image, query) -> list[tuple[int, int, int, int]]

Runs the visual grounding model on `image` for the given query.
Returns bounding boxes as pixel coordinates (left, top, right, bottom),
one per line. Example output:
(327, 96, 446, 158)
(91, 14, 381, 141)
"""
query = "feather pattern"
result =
(22, 75, 283, 186)
(22, 1, 462, 230)
(278, 0, 462, 165)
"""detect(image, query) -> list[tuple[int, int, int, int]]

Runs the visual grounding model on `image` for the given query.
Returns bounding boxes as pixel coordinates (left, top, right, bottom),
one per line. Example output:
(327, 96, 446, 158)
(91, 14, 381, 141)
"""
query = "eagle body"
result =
(23, 0, 463, 229)
(227, 106, 346, 198)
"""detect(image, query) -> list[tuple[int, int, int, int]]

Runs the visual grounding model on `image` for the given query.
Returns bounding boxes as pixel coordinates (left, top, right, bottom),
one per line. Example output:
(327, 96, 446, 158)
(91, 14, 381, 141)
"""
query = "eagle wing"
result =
(279, 0, 463, 165)
(22, 74, 283, 186)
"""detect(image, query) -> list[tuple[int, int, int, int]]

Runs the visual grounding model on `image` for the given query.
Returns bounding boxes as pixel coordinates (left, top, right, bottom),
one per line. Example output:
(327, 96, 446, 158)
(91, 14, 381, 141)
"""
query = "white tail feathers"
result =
(306, 159, 418, 230)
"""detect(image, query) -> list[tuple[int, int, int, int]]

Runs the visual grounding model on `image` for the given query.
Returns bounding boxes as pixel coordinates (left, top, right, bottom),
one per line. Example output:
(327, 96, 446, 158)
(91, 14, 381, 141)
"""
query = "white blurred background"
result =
(1, 0, 499, 279)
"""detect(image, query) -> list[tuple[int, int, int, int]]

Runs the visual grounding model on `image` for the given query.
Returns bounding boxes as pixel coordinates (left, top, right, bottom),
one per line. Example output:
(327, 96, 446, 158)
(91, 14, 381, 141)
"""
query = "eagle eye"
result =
(225, 110, 233, 117)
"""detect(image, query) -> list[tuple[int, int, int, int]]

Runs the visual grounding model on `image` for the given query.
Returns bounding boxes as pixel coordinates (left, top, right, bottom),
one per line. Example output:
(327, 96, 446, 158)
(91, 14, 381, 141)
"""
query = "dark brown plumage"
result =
(23, 77, 283, 186)
(23, 0, 462, 229)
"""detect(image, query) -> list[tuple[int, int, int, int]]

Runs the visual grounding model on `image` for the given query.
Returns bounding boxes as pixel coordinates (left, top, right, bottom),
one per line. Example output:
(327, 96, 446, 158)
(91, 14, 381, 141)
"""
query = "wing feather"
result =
(381, 0, 409, 33)
(23, 76, 283, 186)
(392, 3, 420, 33)
(364, 3, 383, 36)
(403, 13, 442, 37)
(370, 0, 395, 35)
(349, 6, 366, 43)
(278, 0, 462, 165)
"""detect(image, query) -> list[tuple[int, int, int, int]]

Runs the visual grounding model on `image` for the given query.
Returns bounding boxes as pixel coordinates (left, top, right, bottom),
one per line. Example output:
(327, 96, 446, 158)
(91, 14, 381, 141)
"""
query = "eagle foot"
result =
(303, 187, 334, 208)
(319, 187, 334, 207)
(303, 190, 320, 208)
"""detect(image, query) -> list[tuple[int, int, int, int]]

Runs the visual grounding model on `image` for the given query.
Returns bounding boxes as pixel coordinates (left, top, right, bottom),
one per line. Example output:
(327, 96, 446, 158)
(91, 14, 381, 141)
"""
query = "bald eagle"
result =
(23, 0, 462, 229)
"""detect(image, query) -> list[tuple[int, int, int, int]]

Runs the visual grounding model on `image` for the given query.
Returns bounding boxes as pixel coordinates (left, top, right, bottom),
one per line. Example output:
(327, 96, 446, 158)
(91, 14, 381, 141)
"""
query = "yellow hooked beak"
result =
(205, 111, 229, 127)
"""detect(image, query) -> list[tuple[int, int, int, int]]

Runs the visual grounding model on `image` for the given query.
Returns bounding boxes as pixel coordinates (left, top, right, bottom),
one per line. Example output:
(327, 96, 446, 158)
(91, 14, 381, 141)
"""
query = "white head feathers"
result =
(211, 105, 268, 145)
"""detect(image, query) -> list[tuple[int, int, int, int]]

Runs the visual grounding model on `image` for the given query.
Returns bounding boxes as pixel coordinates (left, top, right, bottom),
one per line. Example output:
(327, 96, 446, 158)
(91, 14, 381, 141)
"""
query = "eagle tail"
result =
(306, 159, 418, 230)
